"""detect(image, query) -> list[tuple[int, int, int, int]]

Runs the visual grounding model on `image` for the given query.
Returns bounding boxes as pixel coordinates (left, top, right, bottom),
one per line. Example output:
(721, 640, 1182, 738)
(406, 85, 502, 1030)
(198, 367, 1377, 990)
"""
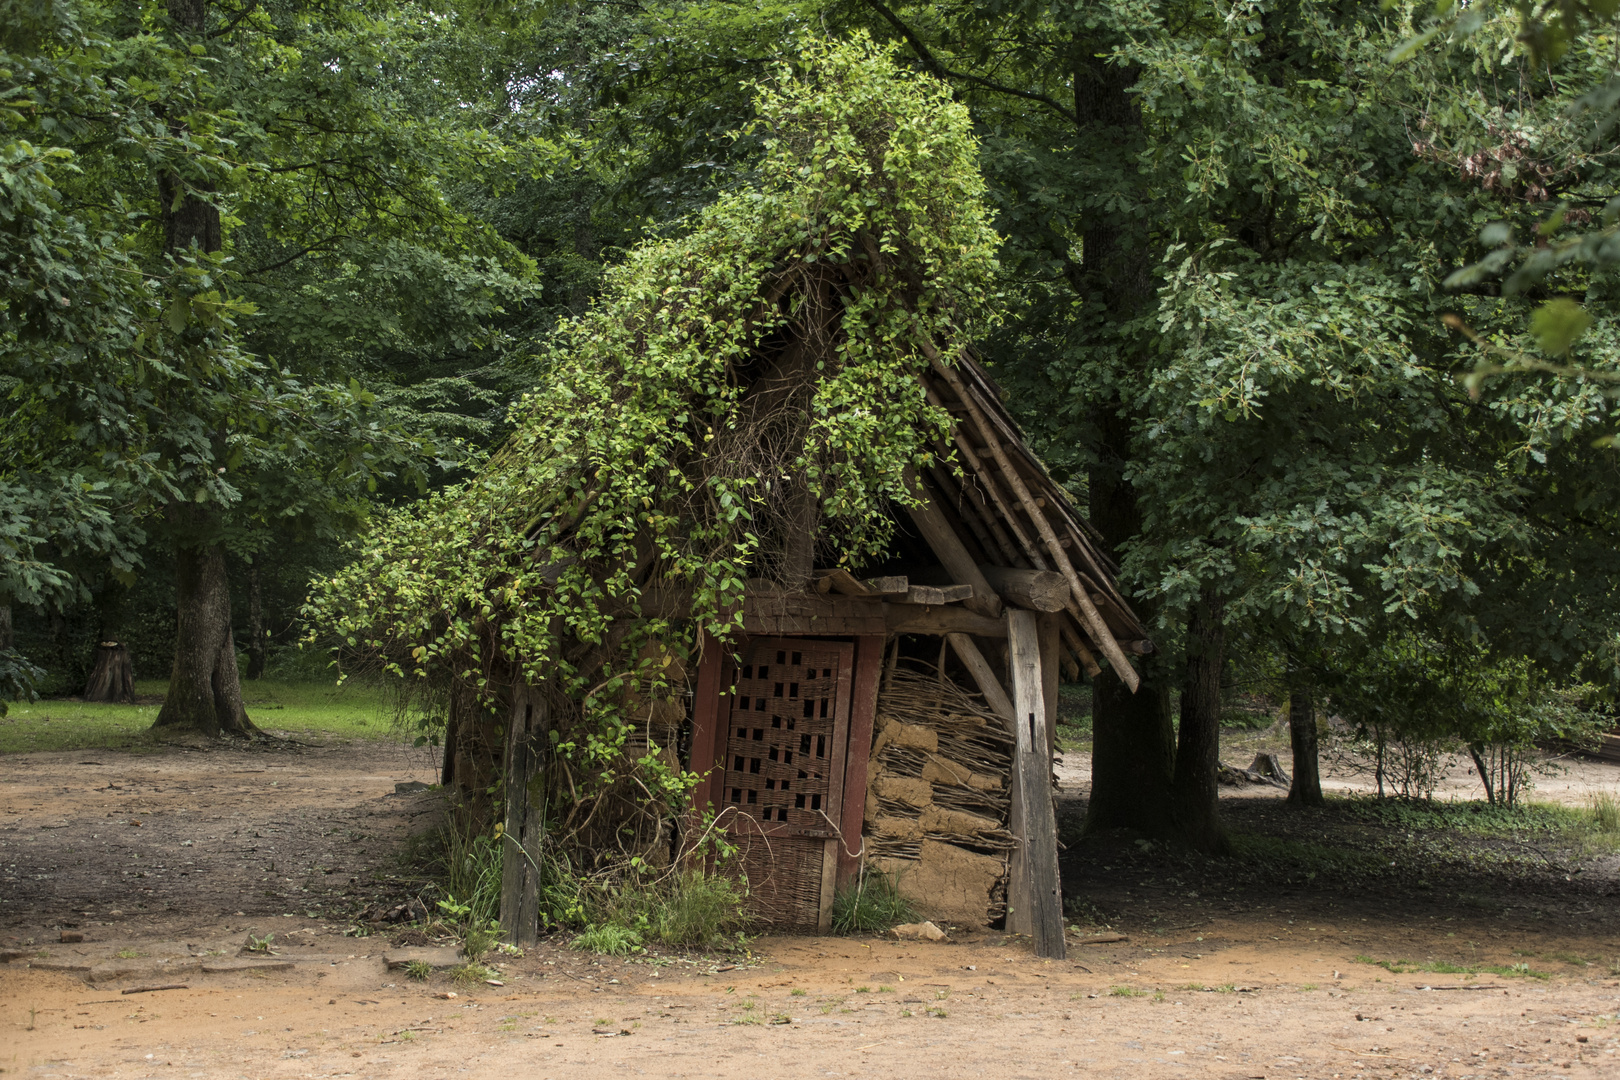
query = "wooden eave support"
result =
(979, 564, 1068, 612)
(1004, 609, 1066, 958)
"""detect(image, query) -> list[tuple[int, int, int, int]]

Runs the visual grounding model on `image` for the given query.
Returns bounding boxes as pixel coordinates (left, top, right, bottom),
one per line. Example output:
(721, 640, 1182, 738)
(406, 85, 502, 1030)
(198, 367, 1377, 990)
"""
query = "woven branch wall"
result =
(864, 664, 1015, 923)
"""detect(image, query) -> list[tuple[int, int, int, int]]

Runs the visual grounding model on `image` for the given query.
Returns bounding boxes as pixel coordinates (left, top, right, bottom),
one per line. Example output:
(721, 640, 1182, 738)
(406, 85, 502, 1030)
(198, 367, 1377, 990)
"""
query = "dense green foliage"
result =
(308, 38, 1001, 809)
(7, 0, 1619, 824)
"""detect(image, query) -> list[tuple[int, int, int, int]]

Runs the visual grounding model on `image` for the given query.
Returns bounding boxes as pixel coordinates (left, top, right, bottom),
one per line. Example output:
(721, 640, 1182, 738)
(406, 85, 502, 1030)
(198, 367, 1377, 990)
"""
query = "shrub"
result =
(649, 870, 748, 946)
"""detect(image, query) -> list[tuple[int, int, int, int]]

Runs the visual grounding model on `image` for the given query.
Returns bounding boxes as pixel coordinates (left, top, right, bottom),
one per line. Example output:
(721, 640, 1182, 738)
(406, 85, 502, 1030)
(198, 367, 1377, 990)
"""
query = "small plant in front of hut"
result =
(451, 962, 497, 986)
(571, 924, 644, 956)
(831, 871, 915, 933)
(404, 960, 432, 981)
(245, 934, 275, 955)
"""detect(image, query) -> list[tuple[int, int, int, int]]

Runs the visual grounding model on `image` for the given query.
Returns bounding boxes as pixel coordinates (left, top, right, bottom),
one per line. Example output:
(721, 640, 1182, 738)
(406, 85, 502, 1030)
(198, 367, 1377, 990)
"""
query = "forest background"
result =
(4, 0, 1620, 848)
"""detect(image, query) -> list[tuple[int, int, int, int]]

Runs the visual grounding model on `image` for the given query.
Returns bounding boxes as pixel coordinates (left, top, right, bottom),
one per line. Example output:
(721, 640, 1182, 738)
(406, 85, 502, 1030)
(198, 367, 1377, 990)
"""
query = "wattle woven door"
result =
(716, 638, 854, 930)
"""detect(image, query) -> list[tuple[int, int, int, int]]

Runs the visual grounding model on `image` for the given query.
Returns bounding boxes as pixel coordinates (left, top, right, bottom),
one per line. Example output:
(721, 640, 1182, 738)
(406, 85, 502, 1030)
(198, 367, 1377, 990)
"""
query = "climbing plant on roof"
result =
(308, 36, 1002, 844)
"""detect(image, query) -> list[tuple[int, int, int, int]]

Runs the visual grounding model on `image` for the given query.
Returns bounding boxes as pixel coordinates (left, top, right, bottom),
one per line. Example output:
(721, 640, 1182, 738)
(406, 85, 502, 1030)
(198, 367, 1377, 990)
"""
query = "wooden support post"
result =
(1039, 612, 1061, 762)
(1005, 609, 1066, 959)
(943, 632, 1014, 722)
(687, 631, 726, 814)
(902, 466, 1003, 620)
(837, 635, 885, 888)
(499, 683, 547, 947)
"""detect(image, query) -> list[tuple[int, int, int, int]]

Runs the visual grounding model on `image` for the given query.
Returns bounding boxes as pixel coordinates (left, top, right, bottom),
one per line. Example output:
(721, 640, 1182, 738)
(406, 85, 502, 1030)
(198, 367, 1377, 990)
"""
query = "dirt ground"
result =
(5, 736, 1620, 1079)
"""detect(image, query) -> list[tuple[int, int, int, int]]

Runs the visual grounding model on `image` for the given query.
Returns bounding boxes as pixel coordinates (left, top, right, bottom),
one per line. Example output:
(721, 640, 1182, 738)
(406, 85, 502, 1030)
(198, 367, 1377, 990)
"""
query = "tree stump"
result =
(83, 641, 135, 703)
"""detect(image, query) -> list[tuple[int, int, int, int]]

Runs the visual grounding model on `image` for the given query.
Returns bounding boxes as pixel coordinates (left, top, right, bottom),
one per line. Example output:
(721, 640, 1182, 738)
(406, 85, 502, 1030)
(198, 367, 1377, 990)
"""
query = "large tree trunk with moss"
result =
(1286, 676, 1325, 807)
(147, 0, 253, 737)
(1172, 587, 1229, 852)
(152, 537, 258, 736)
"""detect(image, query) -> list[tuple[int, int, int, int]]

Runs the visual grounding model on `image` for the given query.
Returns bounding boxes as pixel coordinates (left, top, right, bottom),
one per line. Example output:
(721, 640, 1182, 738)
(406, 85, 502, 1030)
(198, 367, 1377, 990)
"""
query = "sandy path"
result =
(6, 928, 1620, 1078)
(6, 735, 1620, 1078)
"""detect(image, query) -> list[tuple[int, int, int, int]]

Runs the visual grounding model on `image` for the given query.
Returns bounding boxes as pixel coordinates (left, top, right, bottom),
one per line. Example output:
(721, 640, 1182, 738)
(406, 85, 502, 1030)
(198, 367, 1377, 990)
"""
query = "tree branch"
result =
(857, 0, 1079, 126)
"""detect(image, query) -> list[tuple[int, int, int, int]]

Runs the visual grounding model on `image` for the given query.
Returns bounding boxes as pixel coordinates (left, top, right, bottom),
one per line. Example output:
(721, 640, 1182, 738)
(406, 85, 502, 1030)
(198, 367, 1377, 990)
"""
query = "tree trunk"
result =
(83, 642, 136, 703)
(1286, 677, 1325, 807)
(1467, 745, 1495, 805)
(0, 601, 11, 651)
(152, 538, 258, 736)
(246, 561, 266, 679)
(1084, 408, 1177, 838)
(1172, 587, 1228, 853)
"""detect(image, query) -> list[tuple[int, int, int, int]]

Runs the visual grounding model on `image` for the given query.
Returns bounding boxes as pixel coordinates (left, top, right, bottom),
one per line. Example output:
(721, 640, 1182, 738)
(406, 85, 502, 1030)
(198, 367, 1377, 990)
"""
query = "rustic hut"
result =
(672, 345, 1150, 958)
(310, 39, 1148, 961)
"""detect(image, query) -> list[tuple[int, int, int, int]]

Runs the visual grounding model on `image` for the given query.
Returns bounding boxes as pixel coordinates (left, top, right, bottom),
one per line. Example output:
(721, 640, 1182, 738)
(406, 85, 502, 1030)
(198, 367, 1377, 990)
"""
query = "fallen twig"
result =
(122, 984, 188, 995)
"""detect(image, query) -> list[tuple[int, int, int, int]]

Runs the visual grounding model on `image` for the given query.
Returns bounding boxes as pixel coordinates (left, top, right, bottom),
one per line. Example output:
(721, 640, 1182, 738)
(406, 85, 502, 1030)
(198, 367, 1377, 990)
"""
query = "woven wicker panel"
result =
(727, 825, 830, 930)
(718, 639, 850, 929)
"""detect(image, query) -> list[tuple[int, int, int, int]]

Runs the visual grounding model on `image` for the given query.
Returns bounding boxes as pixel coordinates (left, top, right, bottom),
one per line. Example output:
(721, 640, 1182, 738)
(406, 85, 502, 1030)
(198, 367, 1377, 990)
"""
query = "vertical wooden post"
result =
(1038, 612, 1061, 762)
(837, 634, 886, 888)
(499, 682, 547, 947)
(687, 631, 727, 814)
(1006, 609, 1066, 958)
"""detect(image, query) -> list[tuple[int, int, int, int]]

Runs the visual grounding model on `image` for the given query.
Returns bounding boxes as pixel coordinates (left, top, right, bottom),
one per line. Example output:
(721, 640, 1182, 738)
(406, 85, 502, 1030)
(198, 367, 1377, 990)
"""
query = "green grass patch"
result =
(571, 924, 644, 956)
(1353, 954, 1550, 980)
(0, 677, 395, 753)
(830, 870, 915, 933)
(1108, 985, 1146, 997)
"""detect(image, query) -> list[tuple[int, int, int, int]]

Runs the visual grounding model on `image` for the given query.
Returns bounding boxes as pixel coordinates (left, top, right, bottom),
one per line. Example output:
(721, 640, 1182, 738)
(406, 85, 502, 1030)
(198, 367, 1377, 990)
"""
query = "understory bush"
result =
(1327, 633, 1602, 804)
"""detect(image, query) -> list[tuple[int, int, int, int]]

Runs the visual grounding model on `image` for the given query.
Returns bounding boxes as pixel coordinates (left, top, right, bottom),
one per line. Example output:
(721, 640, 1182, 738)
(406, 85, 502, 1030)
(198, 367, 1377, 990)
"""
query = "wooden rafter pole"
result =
(901, 466, 1002, 620)
(921, 340, 1140, 692)
(925, 384, 1048, 571)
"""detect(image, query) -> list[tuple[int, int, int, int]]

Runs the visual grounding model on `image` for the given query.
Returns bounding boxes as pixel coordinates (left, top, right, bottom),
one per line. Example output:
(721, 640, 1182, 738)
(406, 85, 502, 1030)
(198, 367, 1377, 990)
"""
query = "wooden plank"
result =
(981, 565, 1069, 612)
(902, 465, 1003, 620)
(815, 568, 871, 595)
(687, 633, 727, 815)
(819, 640, 857, 932)
(895, 583, 974, 605)
(863, 575, 910, 596)
(499, 683, 547, 947)
(885, 604, 1008, 638)
(943, 632, 1014, 723)
(743, 613, 887, 635)
(1039, 612, 1061, 762)
(838, 634, 885, 889)
(1006, 609, 1066, 959)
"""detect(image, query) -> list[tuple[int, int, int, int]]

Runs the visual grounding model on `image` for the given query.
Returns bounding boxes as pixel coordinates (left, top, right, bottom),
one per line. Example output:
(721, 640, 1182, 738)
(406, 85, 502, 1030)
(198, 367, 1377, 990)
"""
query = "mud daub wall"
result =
(863, 665, 1016, 924)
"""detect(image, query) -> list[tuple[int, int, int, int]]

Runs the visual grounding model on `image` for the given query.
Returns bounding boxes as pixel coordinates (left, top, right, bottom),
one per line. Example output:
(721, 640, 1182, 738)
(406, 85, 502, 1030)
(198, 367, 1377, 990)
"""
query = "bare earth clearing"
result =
(4, 735, 1620, 1079)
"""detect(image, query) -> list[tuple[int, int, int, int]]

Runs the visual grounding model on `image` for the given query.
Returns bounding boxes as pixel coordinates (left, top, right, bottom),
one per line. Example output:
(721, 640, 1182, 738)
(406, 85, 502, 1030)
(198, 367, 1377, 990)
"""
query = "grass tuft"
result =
(572, 924, 644, 956)
(830, 870, 915, 933)
(1353, 954, 1550, 980)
